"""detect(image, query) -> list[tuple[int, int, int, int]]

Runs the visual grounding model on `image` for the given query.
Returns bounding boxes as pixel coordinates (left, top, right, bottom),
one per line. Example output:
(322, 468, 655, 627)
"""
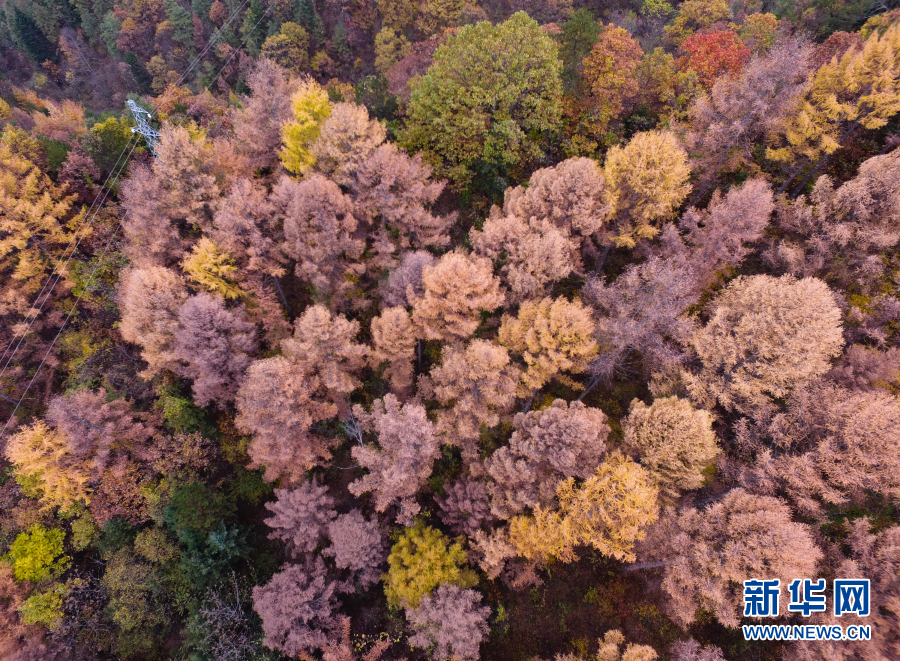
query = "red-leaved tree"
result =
(679, 31, 751, 89)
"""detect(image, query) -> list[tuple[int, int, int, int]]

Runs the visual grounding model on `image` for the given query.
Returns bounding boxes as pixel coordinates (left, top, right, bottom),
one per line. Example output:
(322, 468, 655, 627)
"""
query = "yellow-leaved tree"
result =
(508, 453, 659, 563)
(498, 296, 597, 395)
(0, 129, 81, 312)
(603, 130, 691, 249)
(279, 78, 332, 175)
(768, 21, 900, 192)
(181, 237, 244, 299)
(4, 420, 91, 510)
(382, 523, 477, 608)
(622, 396, 720, 500)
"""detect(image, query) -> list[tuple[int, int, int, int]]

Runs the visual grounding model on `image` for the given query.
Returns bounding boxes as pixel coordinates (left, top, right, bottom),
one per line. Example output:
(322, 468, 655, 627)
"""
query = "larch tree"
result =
(59, 144, 100, 204)
(117, 266, 188, 378)
(486, 399, 609, 519)
(826, 344, 900, 392)
(809, 29, 863, 68)
(658, 178, 773, 290)
(121, 125, 221, 264)
(622, 396, 720, 499)
(420, 339, 520, 460)
(768, 22, 900, 192)
(401, 11, 563, 188)
(350, 143, 454, 254)
(236, 356, 338, 482)
(279, 77, 333, 175)
(4, 420, 91, 510)
(602, 130, 692, 249)
(406, 585, 491, 661)
(639, 489, 822, 627)
(767, 149, 900, 293)
(0, 137, 79, 316)
(471, 157, 610, 301)
(272, 175, 365, 305)
(686, 275, 844, 415)
(281, 305, 368, 414)
(209, 178, 290, 339)
(211, 178, 284, 278)
(263, 480, 337, 557)
(180, 238, 245, 301)
(30, 99, 86, 145)
(743, 382, 900, 517)
(498, 297, 598, 394)
(380, 250, 436, 309)
(500, 156, 610, 246)
(483, 444, 545, 521)
(369, 307, 417, 394)
(231, 58, 297, 172)
(511, 401, 606, 476)
(9, 389, 160, 523)
(323, 510, 387, 588)
(684, 37, 813, 197)
(507, 453, 658, 564)
(0, 564, 32, 651)
(580, 25, 644, 136)
(436, 476, 496, 537)
(595, 629, 658, 661)
(0, 135, 82, 417)
(117, 173, 181, 268)
(311, 102, 386, 185)
(410, 251, 504, 343)
(470, 210, 579, 304)
(382, 523, 477, 608)
(584, 256, 699, 384)
(349, 395, 441, 525)
(252, 559, 343, 657)
(45, 389, 156, 477)
(670, 640, 726, 661)
(789, 520, 900, 661)
(173, 294, 257, 407)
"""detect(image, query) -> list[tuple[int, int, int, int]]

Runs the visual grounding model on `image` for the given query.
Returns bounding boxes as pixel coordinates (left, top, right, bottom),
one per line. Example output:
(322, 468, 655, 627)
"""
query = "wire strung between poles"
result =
(0, 0, 254, 393)
(0, 3, 274, 435)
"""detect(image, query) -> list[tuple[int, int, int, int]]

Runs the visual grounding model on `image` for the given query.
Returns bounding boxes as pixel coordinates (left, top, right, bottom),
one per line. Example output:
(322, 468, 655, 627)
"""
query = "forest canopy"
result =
(1, 1, 900, 661)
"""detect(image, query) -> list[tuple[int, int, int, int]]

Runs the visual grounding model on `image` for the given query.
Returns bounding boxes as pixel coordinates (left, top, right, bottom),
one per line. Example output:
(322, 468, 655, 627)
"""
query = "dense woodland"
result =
(1, 0, 900, 659)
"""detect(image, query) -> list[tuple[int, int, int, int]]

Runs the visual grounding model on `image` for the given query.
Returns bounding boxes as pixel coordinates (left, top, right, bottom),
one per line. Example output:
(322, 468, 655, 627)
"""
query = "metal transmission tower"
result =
(127, 99, 161, 156)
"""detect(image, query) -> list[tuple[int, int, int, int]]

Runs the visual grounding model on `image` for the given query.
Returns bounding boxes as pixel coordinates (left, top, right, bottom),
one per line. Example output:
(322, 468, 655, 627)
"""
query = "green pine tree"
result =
(11, 6, 55, 63)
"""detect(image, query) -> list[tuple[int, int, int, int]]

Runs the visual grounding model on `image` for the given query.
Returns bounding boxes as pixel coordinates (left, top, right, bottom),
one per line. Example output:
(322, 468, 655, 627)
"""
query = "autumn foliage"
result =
(678, 31, 751, 88)
(2, 5, 900, 660)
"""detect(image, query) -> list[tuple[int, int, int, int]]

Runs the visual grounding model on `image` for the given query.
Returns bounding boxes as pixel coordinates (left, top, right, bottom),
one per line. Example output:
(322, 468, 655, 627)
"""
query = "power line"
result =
(0, 0, 254, 396)
(1, 3, 273, 435)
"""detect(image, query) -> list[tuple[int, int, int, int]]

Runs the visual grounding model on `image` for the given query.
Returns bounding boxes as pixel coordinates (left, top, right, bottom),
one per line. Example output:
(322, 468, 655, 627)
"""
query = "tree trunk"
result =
(789, 151, 832, 199)
(522, 388, 538, 413)
(595, 243, 613, 274)
(577, 373, 603, 402)
(269, 276, 291, 316)
(622, 560, 673, 573)
(775, 157, 810, 196)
